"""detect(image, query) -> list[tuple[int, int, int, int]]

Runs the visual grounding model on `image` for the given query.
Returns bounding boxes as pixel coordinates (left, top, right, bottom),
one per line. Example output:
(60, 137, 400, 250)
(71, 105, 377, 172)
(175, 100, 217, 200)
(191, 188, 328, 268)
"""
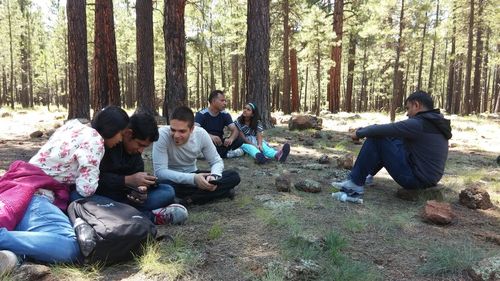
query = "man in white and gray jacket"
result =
(153, 106, 240, 205)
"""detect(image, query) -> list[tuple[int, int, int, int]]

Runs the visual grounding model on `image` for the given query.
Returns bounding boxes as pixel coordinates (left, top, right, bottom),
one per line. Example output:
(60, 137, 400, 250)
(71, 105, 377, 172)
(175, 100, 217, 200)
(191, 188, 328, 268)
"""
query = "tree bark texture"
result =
(463, 0, 474, 114)
(417, 13, 427, 91)
(282, 0, 291, 114)
(246, 0, 272, 128)
(163, 0, 187, 121)
(471, 0, 484, 113)
(345, 33, 356, 112)
(290, 48, 299, 112)
(328, 0, 344, 113)
(136, 0, 156, 115)
(391, 0, 405, 122)
(92, 0, 121, 115)
(231, 53, 239, 110)
(428, 0, 440, 94)
(67, 0, 90, 119)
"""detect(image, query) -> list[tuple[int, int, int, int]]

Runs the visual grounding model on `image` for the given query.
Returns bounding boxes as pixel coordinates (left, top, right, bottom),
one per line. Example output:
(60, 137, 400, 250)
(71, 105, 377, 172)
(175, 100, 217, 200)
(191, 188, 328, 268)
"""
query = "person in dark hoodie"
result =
(332, 90, 452, 198)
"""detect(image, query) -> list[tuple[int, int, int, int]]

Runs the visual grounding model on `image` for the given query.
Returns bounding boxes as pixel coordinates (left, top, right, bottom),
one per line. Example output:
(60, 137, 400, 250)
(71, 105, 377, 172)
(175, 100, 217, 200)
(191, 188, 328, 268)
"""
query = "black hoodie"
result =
(356, 109, 452, 187)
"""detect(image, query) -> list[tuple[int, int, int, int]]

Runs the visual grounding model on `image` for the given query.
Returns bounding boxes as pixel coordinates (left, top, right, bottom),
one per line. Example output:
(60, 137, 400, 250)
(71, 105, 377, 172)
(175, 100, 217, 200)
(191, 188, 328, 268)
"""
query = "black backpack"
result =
(68, 196, 157, 265)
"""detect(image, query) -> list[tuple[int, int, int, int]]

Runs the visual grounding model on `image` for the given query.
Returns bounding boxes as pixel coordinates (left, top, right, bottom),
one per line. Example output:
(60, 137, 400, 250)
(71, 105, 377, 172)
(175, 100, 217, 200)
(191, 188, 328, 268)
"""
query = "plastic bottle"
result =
(331, 192, 347, 202)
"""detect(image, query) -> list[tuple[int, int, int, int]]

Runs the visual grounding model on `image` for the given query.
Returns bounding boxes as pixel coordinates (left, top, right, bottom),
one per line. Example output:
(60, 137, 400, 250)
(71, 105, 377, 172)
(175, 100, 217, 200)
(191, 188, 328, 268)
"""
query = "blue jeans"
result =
(350, 137, 424, 189)
(0, 195, 80, 263)
(241, 141, 277, 159)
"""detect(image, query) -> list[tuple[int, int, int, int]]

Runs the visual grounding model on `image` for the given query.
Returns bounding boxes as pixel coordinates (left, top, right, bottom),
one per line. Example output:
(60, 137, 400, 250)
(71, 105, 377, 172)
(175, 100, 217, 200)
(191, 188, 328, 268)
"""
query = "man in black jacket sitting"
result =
(96, 113, 187, 225)
(332, 90, 452, 198)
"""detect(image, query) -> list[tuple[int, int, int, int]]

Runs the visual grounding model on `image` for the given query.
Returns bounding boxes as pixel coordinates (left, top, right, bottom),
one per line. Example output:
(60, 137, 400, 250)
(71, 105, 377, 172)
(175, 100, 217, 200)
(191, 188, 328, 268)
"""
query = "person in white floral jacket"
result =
(0, 106, 129, 274)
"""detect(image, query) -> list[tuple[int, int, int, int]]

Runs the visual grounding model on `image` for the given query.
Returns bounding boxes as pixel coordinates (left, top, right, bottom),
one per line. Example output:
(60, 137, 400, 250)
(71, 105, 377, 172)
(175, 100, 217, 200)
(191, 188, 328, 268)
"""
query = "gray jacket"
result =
(356, 109, 452, 187)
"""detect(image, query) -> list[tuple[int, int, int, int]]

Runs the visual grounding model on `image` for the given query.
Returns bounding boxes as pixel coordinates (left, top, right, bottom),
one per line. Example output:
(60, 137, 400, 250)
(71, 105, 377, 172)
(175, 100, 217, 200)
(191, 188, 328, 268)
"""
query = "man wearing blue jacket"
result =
(333, 90, 452, 197)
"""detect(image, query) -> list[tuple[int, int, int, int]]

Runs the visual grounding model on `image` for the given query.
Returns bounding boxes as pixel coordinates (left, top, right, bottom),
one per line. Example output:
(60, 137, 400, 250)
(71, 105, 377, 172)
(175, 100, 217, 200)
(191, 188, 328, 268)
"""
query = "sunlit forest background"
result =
(0, 0, 498, 121)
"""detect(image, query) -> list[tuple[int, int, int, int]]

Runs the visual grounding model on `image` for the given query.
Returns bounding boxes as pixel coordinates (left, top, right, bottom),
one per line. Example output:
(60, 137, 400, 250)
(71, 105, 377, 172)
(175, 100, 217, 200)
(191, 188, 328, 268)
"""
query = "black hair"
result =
(405, 90, 434, 110)
(171, 106, 194, 128)
(237, 102, 260, 130)
(91, 106, 129, 139)
(129, 113, 159, 142)
(208, 90, 224, 103)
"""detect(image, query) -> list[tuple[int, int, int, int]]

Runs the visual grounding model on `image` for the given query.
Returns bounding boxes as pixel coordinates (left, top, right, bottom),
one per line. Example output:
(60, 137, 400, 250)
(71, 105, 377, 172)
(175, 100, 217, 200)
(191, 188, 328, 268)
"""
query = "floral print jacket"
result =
(29, 119, 104, 197)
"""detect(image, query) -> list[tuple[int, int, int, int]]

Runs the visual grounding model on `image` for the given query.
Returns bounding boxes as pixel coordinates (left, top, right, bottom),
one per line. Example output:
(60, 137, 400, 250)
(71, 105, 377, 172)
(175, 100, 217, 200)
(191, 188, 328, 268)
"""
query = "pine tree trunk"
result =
(240, 58, 246, 108)
(428, 0, 440, 94)
(360, 42, 368, 112)
(220, 47, 226, 90)
(329, 0, 344, 113)
(316, 45, 321, 116)
(480, 29, 489, 113)
(196, 54, 201, 109)
(463, 0, 474, 115)
(345, 33, 356, 112)
(67, 0, 90, 119)
(304, 66, 308, 112)
(391, 0, 405, 122)
(136, 0, 156, 115)
(472, 0, 484, 113)
(494, 63, 500, 113)
(446, 12, 456, 113)
(417, 13, 427, 91)
(246, 0, 272, 128)
(7, 0, 14, 109)
(231, 53, 239, 110)
(163, 0, 187, 120)
(290, 48, 299, 112)
(454, 56, 464, 114)
(282, 0, 291, 114)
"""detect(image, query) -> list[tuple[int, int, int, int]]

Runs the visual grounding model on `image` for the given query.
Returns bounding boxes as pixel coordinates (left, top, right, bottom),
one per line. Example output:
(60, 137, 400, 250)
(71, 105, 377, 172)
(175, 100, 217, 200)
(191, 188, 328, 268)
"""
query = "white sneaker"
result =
(226, 148, 244, 158)
(331, 179, 364, 195)
(365, 175, 375, 186)
(0, 250, 18, 276)
(153, 204, 188, 225)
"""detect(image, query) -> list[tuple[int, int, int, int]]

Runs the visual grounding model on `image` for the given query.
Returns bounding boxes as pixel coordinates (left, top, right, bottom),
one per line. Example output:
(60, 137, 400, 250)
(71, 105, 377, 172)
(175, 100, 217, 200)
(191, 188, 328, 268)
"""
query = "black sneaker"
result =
(227, 188, 236, 200)
(255, 152, 268, 164)
(275, 143, 291, 163)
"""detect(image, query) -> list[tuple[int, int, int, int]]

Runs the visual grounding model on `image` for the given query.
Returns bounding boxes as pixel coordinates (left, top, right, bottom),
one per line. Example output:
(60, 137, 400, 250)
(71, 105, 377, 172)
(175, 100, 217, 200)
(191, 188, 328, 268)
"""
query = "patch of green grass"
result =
(343, 217, 367, 233)
(137, 236, 200, 279)
(418, 242, 486, 277)
(322, 259, 383, 281)
(207, 223, 223, 240)
(236, 194, 253, 208)
(50, 263, 102, 281)
(261, 262, 286, 281)
(283, 235, 322, 260)
(334, 140, 351, 152)
(188, 211, 212, 224)
(323, 231, 348, 265)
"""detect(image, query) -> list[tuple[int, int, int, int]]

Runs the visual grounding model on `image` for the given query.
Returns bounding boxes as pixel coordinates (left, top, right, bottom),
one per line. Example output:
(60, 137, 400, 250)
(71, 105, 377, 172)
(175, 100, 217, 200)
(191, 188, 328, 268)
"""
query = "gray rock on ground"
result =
(12, 263, 54, 281)
(29, 130, 43, 138)
(275, 172, 293, 192)
(468, 255, 499, 281)
(295, 179, 322, 193)
(459, 186, 494, 210)
(336, 153, 354, 169)
(318, 155, 330, 164)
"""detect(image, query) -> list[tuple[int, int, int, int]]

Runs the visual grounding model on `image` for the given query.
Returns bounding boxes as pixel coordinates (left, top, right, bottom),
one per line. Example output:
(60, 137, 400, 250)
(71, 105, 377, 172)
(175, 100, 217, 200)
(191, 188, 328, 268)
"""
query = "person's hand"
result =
(224, 138, 233, 147)
(127, 186, 148, 204)
(350, 129, 362, 144)
(210, 134, 223, 146)
(125, 172, 156, 188)
(194, 173, 217, 191)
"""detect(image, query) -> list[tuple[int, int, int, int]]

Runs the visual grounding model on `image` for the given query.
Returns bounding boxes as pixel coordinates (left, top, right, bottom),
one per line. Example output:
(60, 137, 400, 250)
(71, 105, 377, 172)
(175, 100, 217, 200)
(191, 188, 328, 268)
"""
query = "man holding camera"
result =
(153, 106, 241, 205)
(96, 113, 187, 225)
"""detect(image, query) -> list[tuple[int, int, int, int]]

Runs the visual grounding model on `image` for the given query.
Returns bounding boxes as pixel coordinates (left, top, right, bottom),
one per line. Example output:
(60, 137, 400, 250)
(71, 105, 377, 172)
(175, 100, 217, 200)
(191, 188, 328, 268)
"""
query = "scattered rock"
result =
(270, 116, 277, 125)
(468, 255, 499, 281)
(396, 186, 444, 201)
(303, 139, 314, 146)
(336, 153, 354, 169)
(275, 172, 292, 192)
(318, 155, 330, 164)
(288, 115, 323, 130)
(311, 131, 322, 139)
(459, 187, 494, 210)
(1, 112, 12, 118)
(295, 179, 322, 193)
(29, 130, 44, 138)
(450, 143, 458, 148)
(12, 263, 53, 281)
(285, 259, 321, 280)
(45, 129, 56, 137)
(422, 200, 456, 225)
(474, 231, 500, 246)
(303, 164, 324, 170)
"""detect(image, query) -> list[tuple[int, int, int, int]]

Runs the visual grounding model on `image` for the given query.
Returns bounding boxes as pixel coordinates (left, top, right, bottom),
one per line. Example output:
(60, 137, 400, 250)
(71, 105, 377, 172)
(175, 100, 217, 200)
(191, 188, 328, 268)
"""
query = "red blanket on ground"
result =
(0, 160, 69, 230)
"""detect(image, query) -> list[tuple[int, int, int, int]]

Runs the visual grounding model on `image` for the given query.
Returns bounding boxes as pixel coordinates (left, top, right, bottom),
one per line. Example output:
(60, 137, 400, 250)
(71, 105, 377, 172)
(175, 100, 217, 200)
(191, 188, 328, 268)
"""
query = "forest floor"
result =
(0, 108, 499, 281)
